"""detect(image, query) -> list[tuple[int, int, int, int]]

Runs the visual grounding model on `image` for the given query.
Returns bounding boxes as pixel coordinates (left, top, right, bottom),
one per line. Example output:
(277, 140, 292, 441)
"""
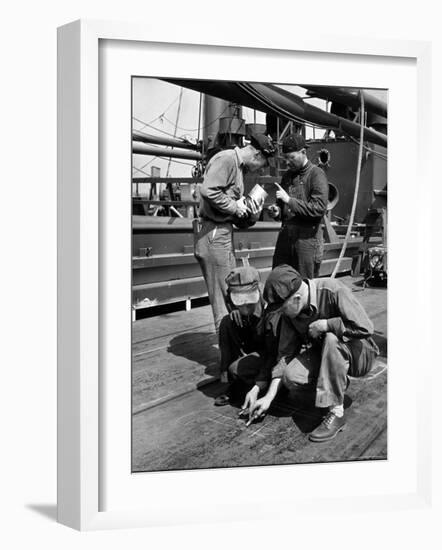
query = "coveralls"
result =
(273, 161, 328, 278)
(218, 299, 280, 391)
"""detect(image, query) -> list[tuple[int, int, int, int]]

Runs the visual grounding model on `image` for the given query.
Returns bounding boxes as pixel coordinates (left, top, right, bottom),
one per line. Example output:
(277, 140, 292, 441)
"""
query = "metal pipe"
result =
(162, 79, 387, 148)
(242, 83, 387, 148)
(133, 142, 202, 160)
(132, 130, 198, 150)
(303, 85, 387, 119)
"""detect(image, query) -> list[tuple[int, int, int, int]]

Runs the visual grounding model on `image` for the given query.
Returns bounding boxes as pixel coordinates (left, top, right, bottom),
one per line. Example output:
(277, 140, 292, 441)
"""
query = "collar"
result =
(298, 159, 311, 176)
(305, 279, 318, 316)
(234, 146, 245, 168)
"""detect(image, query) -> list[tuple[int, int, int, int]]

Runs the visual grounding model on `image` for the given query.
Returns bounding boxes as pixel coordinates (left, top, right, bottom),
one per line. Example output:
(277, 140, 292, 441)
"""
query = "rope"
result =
(331, 92, 365, 278)
(160, 104, 231, 132)
(166, 87, 184, 177)
(133, 92, 182, 130)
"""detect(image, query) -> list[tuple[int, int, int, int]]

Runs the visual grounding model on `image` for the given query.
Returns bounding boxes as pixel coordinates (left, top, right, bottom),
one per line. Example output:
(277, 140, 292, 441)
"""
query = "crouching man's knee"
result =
(281, 358, 314, 391)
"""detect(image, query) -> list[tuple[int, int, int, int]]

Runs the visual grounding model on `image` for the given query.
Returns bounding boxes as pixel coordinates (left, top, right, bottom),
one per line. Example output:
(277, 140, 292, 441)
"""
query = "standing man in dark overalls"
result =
(269, 134, 329, 278)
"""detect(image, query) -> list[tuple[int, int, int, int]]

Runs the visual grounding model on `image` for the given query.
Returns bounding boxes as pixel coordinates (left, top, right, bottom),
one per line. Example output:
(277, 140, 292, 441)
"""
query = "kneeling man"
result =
(215, 266, 278, 408)
(249, 264, 379, 442)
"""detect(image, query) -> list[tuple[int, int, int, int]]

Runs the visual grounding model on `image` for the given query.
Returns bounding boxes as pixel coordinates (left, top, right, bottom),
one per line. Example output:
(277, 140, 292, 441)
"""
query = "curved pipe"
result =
(304, 85, 387, 118)
(162, 79, 387, 148)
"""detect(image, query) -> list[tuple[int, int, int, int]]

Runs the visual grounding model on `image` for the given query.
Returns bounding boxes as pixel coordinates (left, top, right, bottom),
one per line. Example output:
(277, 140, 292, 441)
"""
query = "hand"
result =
(246, 395, 271, 426)
(274, 182, 290, 204)
(235, 197, 248, 218)
(248, 196, 264, 216)
(266, 204, 280, 219)
(230, 309, 243, 328)
(308, 319, 328, 339)
(241, 385, 260, 413)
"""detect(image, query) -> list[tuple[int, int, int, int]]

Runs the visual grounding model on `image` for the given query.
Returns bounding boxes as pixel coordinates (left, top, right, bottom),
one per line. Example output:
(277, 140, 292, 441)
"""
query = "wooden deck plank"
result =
(132, 305, 214, 344)
(132, 364, 387, 471)
(131, 276, 387, 471)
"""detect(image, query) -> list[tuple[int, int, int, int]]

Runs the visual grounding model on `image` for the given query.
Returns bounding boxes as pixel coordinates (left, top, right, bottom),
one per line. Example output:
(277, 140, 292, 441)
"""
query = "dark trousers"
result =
(273, 223, 324, 278)
(194, 219, 236, 334)
(219, 314, 265, 385)
(281, 333, 378, 408)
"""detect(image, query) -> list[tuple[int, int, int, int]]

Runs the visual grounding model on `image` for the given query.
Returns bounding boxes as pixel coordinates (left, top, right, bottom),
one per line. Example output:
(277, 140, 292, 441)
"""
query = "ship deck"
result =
(132, 275, 387, 472)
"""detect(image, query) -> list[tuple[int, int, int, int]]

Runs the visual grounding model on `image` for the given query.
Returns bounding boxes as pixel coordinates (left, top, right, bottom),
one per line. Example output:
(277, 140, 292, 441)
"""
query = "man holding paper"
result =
(268, 134, 329, 278)
(194, 134, 276, 334)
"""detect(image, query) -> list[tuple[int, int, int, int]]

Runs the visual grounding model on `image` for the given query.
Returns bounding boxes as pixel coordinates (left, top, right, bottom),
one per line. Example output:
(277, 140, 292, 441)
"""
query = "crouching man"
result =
(248, 264, 379, 442)
(215, 266, 279, 408)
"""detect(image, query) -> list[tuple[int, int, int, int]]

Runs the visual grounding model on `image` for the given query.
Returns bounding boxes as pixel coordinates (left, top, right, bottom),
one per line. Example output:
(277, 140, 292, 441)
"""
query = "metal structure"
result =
(132, 81, 388, 311)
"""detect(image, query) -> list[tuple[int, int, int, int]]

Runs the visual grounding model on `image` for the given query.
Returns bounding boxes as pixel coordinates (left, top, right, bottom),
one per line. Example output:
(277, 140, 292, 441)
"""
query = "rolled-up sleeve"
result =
(200, 155, 238, 216)
(287, 167, 328, 218)
(326, 286, 374, 341)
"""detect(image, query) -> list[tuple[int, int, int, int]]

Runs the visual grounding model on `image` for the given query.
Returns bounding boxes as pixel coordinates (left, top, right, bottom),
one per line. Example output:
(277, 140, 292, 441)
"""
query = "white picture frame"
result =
(57, 19, 433, 531)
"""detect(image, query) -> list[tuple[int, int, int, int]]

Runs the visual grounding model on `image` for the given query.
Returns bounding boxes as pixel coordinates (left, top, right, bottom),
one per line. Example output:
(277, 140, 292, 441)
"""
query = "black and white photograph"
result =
(131, 77, 388, 472)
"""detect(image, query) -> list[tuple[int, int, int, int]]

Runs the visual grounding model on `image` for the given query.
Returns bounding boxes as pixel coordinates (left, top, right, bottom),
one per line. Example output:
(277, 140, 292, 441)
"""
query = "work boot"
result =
(308, 411, 346, 442)
(214, 380, 244, 406)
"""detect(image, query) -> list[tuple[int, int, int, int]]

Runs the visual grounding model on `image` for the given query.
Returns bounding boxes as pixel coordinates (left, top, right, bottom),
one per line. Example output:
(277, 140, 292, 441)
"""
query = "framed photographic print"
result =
(57, 19, 432, 530)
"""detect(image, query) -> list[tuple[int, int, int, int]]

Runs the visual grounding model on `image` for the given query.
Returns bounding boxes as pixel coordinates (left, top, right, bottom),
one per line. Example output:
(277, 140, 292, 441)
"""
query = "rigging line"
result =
(132, 165, 155, 177)
(166, 87, 184, 177)
(134, 92, 183, 130)
(135, 153, 196, 168)
(133, 157, 157, 173)
(160, 104, 231, 132)
(161, 157, 196, 167)
(343, 132, 388, 159)
(132, 117, 180, 138)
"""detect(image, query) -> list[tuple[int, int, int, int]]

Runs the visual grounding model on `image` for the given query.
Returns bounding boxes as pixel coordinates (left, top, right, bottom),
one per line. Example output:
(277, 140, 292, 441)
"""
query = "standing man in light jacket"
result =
(194, 134, 276, 335)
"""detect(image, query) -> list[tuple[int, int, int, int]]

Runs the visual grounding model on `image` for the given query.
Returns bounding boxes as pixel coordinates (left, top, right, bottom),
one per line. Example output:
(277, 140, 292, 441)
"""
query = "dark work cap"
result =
(226, 266, 261, 306)
(249, 133, 276, 158)
(263, 264, 303, 305)
(281, 133, 309, 153)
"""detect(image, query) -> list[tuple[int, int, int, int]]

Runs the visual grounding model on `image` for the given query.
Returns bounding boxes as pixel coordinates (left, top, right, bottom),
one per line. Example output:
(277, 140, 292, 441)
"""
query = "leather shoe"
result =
(214, 392, 231, 406)
(309, 411, 346, 442)
(214, 380, 245, 406)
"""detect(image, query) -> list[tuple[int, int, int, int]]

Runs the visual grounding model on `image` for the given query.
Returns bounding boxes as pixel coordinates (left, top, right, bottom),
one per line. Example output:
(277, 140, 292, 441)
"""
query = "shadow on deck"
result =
(132, 276, 387, 472)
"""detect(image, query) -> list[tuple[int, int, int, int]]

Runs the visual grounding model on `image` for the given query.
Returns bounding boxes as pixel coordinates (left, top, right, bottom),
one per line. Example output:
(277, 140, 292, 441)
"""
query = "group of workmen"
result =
(193, 133, 379, 442)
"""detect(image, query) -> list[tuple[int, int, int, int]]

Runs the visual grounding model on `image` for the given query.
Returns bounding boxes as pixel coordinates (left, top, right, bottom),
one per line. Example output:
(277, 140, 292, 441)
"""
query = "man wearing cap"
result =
(214, 266, 279, 407)
(248, 264, 379, 442)
(269, 133, 328, 278)
(195, 134, 276, 334)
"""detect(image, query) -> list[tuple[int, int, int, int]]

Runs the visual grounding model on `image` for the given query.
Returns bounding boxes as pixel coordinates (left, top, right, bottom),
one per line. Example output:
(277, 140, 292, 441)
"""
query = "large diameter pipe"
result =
(133, 130, 198, 150)
(303, 85, 387, 119)
(132, 142, 202, 160)
(162, 79, 387, 148)
(242, 83, 387, 148)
